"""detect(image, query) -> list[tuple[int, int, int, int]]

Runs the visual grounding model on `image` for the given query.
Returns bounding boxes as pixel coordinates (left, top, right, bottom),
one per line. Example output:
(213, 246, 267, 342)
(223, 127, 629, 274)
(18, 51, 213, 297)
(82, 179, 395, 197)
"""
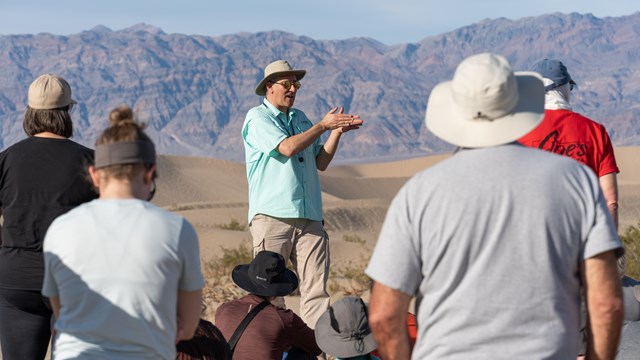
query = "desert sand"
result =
(151, 146, 640, 320)
(21, 146, 640, 360)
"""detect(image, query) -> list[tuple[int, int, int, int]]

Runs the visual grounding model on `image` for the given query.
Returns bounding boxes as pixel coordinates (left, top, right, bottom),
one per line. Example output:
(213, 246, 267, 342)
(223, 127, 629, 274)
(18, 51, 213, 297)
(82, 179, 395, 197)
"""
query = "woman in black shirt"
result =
(0, 74, 97, 359)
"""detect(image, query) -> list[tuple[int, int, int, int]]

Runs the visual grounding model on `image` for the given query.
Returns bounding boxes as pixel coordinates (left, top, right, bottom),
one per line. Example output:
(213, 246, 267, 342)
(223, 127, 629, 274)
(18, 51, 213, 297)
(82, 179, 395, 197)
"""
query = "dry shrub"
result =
(217, 218, 248, 231)
(343, 234, 366, 244)
(620, 224, 640, 279)
(329, 252, 372, 297)
(201, 240, 253, 316)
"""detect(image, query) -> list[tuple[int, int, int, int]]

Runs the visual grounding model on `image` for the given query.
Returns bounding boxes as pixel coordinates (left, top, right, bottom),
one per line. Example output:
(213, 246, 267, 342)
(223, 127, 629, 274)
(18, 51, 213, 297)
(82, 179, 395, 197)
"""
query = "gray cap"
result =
(530, 59, 577, 91)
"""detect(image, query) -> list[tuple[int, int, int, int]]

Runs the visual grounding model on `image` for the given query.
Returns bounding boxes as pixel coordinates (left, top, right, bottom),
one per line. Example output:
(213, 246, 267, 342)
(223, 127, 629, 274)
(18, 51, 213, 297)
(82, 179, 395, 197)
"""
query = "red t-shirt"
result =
(518, 109, 619, 177)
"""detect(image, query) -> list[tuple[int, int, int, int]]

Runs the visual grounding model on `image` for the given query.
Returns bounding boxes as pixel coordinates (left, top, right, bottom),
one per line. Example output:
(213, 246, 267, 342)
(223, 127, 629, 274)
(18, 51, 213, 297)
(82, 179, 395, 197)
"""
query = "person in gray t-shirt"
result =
(365, 53, 623, 360)
(42, 106, 204, 360)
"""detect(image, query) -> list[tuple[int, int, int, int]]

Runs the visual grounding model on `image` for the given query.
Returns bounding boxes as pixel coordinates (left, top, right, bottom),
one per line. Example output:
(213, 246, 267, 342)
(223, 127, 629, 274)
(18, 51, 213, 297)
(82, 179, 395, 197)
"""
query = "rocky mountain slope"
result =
(0, 12, 638, 162)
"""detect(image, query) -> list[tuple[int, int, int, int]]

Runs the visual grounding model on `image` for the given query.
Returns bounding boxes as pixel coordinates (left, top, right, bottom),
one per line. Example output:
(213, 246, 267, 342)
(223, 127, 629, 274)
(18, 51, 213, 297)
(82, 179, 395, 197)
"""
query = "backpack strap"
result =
(228, 299, 270, 353)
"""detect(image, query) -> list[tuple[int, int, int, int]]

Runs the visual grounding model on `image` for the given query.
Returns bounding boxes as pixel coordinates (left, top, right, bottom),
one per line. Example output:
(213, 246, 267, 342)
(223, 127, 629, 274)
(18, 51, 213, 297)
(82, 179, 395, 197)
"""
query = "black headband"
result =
(94, 141, 156, 169)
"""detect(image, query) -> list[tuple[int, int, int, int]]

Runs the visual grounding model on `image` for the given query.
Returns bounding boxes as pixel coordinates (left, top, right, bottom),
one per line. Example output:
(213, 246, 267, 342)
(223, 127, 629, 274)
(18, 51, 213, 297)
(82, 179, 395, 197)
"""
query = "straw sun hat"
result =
(255, 60, 306, 96)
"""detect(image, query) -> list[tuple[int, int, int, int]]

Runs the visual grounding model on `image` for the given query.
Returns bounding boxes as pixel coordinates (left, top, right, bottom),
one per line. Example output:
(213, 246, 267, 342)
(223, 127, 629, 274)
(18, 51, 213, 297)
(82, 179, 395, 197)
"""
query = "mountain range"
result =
(0, 12, 639, 162)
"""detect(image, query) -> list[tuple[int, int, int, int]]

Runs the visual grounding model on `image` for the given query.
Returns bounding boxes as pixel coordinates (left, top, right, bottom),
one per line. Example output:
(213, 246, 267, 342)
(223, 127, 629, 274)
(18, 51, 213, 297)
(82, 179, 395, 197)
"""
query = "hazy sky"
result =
(1, 0, 637, 44)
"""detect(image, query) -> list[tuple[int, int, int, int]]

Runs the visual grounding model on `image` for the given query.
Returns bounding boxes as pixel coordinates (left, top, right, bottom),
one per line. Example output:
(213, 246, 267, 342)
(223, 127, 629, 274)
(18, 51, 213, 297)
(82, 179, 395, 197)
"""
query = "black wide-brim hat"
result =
(231, 250, 299, 297)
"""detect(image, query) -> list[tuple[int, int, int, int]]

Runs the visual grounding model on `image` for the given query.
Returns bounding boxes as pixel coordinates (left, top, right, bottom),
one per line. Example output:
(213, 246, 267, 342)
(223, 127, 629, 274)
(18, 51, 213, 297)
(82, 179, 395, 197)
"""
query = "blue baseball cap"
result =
(530, 59, 577, 91)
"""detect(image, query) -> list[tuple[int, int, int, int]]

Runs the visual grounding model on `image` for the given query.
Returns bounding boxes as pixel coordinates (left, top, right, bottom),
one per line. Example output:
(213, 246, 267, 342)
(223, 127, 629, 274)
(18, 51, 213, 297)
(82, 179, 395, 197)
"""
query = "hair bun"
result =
(109, 105, 135, 126)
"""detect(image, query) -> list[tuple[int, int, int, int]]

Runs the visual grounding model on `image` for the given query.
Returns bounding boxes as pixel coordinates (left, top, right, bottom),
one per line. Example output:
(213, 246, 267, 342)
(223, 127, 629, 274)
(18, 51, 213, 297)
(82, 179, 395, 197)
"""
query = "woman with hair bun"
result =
(0, 74, 98, 360)
(42, 105, 204, 359)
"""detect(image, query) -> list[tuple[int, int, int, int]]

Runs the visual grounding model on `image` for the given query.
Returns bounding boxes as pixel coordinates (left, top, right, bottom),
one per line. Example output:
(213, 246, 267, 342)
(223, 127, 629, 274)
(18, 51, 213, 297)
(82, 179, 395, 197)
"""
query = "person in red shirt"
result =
(519, 59, 622, 360)
(519, 59, 619, 229)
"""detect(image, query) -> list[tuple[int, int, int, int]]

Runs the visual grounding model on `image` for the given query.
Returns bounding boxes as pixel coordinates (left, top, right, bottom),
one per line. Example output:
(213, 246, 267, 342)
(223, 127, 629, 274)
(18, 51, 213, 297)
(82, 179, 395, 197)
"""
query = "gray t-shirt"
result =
(43, 199, 205, 360)
(366, 143, 621, 360)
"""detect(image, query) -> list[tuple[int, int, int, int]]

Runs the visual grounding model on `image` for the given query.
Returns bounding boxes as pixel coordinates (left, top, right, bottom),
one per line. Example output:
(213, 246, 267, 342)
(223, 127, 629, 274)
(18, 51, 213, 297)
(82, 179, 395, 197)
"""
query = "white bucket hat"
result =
(425, 53, 544, 148)
(255, 60, 306, 96)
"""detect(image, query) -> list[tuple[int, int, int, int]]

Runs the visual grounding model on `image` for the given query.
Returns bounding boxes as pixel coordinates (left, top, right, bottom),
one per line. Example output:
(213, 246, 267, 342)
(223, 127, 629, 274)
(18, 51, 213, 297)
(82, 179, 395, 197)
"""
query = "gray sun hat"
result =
(426, 53, 545, 148)
(315, 297, 377, 358)
(254, 60, 306, 96)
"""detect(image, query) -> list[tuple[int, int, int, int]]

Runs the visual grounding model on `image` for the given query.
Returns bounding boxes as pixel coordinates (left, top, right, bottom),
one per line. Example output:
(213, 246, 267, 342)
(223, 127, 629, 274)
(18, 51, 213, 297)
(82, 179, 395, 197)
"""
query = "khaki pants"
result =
(250, 214, 330, 329)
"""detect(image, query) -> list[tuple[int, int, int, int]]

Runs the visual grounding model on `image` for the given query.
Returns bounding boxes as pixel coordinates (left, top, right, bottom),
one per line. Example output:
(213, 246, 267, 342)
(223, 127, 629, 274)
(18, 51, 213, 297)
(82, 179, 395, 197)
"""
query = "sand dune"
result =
(155, 146, 640, 263)
(326, 153, 451, 178)
(154, 155, 248, 207)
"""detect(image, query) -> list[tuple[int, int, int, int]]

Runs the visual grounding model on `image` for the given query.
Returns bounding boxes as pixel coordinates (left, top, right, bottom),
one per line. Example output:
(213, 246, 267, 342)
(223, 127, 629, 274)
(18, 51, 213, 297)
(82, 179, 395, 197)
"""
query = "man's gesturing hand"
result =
(320, 107, 363, 131)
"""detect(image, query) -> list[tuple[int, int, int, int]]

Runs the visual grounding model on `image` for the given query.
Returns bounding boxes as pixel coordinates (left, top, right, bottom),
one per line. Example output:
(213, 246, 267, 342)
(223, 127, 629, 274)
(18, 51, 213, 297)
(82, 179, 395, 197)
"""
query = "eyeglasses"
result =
(271, 80, 301, 90)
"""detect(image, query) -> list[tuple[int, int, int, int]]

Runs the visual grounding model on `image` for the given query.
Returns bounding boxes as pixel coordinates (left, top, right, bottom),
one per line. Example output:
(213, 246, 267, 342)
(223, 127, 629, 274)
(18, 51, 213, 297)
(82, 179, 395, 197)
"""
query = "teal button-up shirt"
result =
(242, 99, 324, 223)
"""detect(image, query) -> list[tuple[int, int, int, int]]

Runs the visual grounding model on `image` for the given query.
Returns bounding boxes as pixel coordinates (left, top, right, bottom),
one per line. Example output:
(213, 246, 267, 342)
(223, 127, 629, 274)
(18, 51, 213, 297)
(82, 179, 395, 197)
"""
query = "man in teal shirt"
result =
(242, 60, 363, 328)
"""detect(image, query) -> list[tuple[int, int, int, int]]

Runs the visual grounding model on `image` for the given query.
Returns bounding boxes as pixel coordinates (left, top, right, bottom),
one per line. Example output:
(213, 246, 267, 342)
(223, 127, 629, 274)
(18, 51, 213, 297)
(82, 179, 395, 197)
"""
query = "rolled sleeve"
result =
(314, 138, 323, 157)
